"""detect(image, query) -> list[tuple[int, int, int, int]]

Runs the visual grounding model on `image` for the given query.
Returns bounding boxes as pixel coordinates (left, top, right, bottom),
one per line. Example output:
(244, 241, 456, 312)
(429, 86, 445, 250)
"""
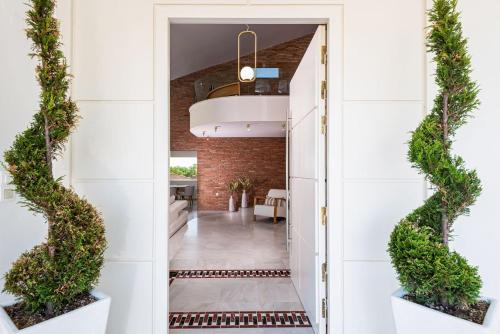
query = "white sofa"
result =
(169, 195, 188, 237)
(168, 195, 189, 261)
(253, 189, 287, 224)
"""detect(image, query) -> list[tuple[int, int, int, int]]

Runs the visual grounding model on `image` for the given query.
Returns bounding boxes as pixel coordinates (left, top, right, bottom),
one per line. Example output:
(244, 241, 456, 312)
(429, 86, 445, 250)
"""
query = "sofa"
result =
(169, 195, 188, 261)
(169, 195, 188, 237)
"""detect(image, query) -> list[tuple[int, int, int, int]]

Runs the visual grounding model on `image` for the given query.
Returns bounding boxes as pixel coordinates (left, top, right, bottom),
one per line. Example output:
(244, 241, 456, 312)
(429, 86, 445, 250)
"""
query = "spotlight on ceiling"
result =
(246, 124, 251, 132)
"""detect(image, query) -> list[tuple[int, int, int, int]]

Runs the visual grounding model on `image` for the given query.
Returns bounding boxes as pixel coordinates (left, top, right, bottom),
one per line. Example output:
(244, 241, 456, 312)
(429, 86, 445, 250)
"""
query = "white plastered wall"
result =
(1, 1, 499, 334)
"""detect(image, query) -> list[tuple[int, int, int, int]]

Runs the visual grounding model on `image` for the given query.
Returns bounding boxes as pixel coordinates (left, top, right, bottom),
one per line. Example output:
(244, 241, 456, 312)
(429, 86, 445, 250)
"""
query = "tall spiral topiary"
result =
(388, 0, 483, 309)
(2, 0, 106, 314)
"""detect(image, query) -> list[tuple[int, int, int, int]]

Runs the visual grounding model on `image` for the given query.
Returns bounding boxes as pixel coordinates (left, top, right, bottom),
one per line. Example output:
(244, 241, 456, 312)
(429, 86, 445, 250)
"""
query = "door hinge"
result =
(320, 206, 327, 225)
(321, 115, 327, 135)
(321, 298, 328, 318)
(321, 45, 327, 65)
(321, 80, 327, 100)
(321, 262, 327, 282)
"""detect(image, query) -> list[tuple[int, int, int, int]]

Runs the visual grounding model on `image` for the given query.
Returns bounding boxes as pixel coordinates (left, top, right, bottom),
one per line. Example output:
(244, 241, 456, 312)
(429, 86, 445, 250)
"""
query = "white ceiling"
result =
(170, 24, 317, 79)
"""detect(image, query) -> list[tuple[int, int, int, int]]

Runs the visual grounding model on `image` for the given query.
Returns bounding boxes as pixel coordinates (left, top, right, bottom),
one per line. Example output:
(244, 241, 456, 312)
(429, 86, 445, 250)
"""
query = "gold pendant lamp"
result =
(238, 25, 257, 82)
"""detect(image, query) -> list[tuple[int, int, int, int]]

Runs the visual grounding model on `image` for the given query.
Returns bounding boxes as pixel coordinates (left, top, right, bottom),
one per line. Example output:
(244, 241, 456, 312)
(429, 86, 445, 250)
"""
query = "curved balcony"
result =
(189, 95, 289, 138)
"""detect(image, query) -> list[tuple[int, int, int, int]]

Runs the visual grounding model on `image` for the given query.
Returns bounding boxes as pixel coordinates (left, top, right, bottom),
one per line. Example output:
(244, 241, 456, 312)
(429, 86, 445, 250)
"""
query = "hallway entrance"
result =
(167, 23, 327, 333)
(155, 5, 343, 333)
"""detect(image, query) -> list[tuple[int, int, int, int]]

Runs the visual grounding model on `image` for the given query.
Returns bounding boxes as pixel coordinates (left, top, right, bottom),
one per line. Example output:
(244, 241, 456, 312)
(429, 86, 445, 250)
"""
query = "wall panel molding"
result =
(73, 0, 153, 100)
(72, 102, 154, 180)
(74, 181, 154, 261)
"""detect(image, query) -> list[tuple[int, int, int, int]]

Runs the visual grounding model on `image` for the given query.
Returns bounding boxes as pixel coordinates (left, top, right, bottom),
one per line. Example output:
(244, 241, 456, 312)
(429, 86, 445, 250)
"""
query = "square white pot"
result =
(391, 288, 499, 334)
(0, 290, 111, 334)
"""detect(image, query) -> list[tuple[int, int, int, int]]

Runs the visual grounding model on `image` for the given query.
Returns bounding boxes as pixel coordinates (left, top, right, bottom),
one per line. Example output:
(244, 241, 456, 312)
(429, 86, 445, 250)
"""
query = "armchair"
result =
(253, 189, 287, 224)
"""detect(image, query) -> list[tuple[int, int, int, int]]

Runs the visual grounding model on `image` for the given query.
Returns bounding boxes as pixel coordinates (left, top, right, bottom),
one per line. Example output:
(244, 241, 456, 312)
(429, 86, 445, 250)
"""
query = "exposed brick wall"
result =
(170, 34, 312, 210)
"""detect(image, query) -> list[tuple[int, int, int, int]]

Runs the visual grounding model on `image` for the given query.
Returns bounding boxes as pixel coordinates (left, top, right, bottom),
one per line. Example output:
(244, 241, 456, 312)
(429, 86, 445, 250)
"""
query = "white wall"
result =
(1, 1, 499, 334)
(71, 101, 155, 334)
(341, 2, 500, 334)
(342, 1, 426, 333)
(71, 1, 155, 333)
(342, 1, 500, 333)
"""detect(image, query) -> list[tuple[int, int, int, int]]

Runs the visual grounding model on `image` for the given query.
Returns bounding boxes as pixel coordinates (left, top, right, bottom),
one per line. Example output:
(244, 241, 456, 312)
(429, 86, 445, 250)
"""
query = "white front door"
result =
(288, 25, 327, 334)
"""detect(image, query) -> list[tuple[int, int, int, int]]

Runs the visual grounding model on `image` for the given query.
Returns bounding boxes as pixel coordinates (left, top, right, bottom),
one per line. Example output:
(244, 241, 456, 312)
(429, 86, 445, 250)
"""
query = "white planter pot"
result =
(0, 290, 111, 334)
(229, 195, 236, 212)
(241, 190, 248, 208)
(391, 288, 499, 334)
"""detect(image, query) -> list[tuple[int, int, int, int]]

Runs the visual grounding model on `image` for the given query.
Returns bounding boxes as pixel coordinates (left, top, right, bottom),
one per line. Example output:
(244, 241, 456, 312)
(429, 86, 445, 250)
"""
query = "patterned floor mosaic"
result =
(169, 311, 311, 329)
(169, 269, 290, 285)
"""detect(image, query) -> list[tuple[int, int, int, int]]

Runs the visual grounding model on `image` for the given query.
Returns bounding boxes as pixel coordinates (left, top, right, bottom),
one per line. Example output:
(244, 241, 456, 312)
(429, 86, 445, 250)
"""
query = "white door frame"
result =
(153, 3, 344, 334)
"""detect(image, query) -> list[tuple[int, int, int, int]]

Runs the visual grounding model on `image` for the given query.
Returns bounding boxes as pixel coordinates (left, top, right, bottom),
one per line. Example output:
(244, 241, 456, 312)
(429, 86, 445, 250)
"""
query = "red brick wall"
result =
(170, 34, 312, 210)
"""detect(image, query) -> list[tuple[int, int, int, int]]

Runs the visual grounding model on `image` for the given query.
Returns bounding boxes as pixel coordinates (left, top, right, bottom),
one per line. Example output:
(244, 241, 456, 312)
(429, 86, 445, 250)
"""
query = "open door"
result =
(288, 25, 327, 334)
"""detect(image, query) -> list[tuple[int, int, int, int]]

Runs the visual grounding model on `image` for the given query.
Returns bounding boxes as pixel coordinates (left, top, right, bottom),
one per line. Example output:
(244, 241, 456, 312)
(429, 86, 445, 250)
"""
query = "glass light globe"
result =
(240, 66, 255, 81)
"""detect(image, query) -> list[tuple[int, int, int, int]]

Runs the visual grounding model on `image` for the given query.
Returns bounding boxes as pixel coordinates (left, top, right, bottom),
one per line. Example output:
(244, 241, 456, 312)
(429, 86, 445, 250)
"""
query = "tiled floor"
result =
(170, 208, 289, 270)
(170, 278, 303, 312)
(169, 209, 312, 333)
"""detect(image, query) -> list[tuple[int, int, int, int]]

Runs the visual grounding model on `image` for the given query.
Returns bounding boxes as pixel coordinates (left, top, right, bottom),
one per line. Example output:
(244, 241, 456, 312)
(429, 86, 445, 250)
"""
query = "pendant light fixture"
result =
(238, 25, 257, 82)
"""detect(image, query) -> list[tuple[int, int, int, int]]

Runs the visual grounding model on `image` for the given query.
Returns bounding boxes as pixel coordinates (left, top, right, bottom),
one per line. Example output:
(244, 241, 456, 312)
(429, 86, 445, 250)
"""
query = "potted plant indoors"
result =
(238, 177, 253, 209)
(227, 180, 240, 212)
(0, 1, 110, 333)
(388, 1, 497, 333)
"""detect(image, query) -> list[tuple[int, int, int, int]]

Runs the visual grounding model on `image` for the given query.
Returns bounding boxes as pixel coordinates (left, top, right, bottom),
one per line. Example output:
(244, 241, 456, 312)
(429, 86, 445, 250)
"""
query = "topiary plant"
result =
(388, 0, 483, 310)
(2, 0, 106, 315)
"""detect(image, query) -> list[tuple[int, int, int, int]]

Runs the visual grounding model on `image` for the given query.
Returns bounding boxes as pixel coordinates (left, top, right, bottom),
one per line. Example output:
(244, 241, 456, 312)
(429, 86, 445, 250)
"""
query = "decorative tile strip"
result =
(170, 269, 290, 280)
(169, 311, 311, 329)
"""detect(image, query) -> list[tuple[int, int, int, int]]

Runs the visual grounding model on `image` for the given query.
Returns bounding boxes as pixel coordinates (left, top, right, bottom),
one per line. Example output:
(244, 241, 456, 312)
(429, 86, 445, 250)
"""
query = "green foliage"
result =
(170, 164, 197, 178)
(227, 180, 240, 193)
(238, 177, 253, 191)
(389, 221, 482, 307)
(2, 0, 106, 313)
(388, 0, 482, 309)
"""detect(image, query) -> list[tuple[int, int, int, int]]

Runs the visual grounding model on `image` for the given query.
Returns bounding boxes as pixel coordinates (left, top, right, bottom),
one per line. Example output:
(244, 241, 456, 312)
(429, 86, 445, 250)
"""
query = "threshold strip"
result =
(169, 311, 311, 329)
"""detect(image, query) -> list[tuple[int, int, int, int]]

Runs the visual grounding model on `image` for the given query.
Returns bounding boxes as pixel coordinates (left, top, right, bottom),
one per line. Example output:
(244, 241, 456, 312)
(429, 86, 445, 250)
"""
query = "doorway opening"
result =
(166, 22, 328, 334)
(170, 151, 197, 208)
